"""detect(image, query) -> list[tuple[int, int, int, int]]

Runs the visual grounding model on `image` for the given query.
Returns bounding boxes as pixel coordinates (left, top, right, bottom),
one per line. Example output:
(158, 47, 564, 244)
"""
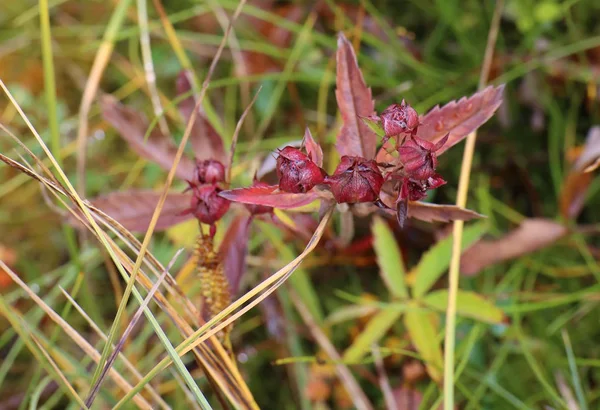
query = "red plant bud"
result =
(276, 146, 325, 193)
(195, 159, 226, 184)
(326, 156, 384, 203)
(187, 184, 230, 226)
(398, 134, 449, 180)
(398, 174, 447, 203)
(380, 100, 420, 138)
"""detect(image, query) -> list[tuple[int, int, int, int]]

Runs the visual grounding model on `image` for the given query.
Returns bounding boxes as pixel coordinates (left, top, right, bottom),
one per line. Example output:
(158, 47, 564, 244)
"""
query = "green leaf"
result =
(404, 308, 443, 382)
(423, 290, 506, 324)
(372, 216, 408, 299)
(342, 308, 402, 363)
(360, 115, 385, 138)
(412, 222, 487, 298)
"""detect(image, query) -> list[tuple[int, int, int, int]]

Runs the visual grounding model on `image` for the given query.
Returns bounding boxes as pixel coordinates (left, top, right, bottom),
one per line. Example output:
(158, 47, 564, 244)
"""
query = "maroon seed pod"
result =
(276, 146, 326, 193)
(195, 159, 226, 184)
(326, 156, 384, 203)
(188, 184, 230, 226)
(397, 134, 449, 180)
(380, 100, 420, 138)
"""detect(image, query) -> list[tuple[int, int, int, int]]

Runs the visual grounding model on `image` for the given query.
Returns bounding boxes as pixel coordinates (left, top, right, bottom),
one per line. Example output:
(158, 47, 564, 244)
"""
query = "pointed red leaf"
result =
(303, 127, 323, 167)
(219, 214, 252, 296)
(74, 190, 192, 233)
(408, 201, 484, 223)
(461, 219, 567, 275)
(416, 85, 505, 154)
(378, 190, 483, 224)
(219, 185, 327, 209)
(335, 33, 378, 159)
(100, 96, 196, 181)
(176, 71, 226, 163)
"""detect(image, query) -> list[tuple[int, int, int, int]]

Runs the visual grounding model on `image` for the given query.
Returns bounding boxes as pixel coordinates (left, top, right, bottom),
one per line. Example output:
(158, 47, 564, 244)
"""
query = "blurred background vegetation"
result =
(2, 0, 600, 409)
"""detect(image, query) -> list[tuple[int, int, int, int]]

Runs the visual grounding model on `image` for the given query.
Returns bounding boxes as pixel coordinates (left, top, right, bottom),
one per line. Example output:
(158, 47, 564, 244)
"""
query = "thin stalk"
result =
(443, 2, 503, 409)
(137, 0, 170, 135)
(39, 0, 60, 166)
(76, 0, 132, 196)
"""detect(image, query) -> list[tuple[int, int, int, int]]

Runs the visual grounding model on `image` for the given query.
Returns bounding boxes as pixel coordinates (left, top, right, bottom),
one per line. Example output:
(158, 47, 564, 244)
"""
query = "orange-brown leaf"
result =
(559, 127, 600, 219)
(335, 33, 378, 159)
(101, 96, 196, 181)
(560, 171, 593, 219)
(573, 126, 600, 172)
(460, 218, 567, 275)
(416, 85, 505, 154)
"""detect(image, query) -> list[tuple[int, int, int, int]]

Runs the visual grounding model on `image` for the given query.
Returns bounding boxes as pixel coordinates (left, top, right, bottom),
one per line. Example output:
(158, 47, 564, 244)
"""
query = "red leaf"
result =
(219, 215, 252, 296)
(416, 85, 505, 154)
(75, 190, 192, 233)
(100, 96, 196, 182)
(335, 33, 378, 159)
(460, 218, 567, 276)
(408, 201, 484, 223)
(303, 127, 323, 167)
(176, 71, 226, 163)
(378, 191, 484, 224)
(219, 185, 326, 209)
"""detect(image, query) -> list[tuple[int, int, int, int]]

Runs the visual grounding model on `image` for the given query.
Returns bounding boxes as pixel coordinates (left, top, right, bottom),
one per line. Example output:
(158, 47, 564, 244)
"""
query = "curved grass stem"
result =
(443, 1, 504, 409)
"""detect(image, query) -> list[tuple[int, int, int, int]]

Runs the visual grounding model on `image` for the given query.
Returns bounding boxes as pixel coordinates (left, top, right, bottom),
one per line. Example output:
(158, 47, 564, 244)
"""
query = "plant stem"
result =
(443, 1, 503, 409)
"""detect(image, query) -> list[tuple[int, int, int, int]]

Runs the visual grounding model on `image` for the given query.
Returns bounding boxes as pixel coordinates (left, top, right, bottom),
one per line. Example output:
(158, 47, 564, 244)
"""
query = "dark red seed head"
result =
(397, 134, 448, 180)
(189, 184, 230, 226)
(326, 156, 384, 204)
(195, 159, 226, 184)
(380, 100, 420, 138)
(398, 174, 447, 203)
(276, 146, 325, 193)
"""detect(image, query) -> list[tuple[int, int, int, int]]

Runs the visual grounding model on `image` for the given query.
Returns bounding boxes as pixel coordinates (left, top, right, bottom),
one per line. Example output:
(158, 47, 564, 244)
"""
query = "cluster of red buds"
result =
(268, 101, 448, 227)
(182, 159, 231, 236)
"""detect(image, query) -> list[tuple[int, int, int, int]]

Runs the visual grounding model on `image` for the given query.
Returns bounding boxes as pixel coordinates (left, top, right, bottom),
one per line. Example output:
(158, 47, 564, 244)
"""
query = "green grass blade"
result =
(413, 221, 487, 298)
(342, 307, 403, 363)
(422, 289, 506, 324)
(404, 307, 443, 383)
(372, 216, 408, 299)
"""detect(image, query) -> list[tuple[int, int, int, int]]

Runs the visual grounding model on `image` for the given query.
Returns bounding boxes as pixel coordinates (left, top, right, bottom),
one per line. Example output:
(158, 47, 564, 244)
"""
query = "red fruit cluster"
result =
(183, 160, 230, 235)
(269, 101, 448, 227)
(378, 103, 448, 226)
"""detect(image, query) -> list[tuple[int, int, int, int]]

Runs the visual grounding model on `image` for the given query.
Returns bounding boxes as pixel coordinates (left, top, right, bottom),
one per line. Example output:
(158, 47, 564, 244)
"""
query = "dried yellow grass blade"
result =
(115, 207, 334, 408)
(0, 261, 153, 409)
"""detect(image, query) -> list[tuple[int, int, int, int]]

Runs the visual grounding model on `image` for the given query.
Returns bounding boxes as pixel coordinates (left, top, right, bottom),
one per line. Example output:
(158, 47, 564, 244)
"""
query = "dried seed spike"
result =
(196, 234, 232, 343)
